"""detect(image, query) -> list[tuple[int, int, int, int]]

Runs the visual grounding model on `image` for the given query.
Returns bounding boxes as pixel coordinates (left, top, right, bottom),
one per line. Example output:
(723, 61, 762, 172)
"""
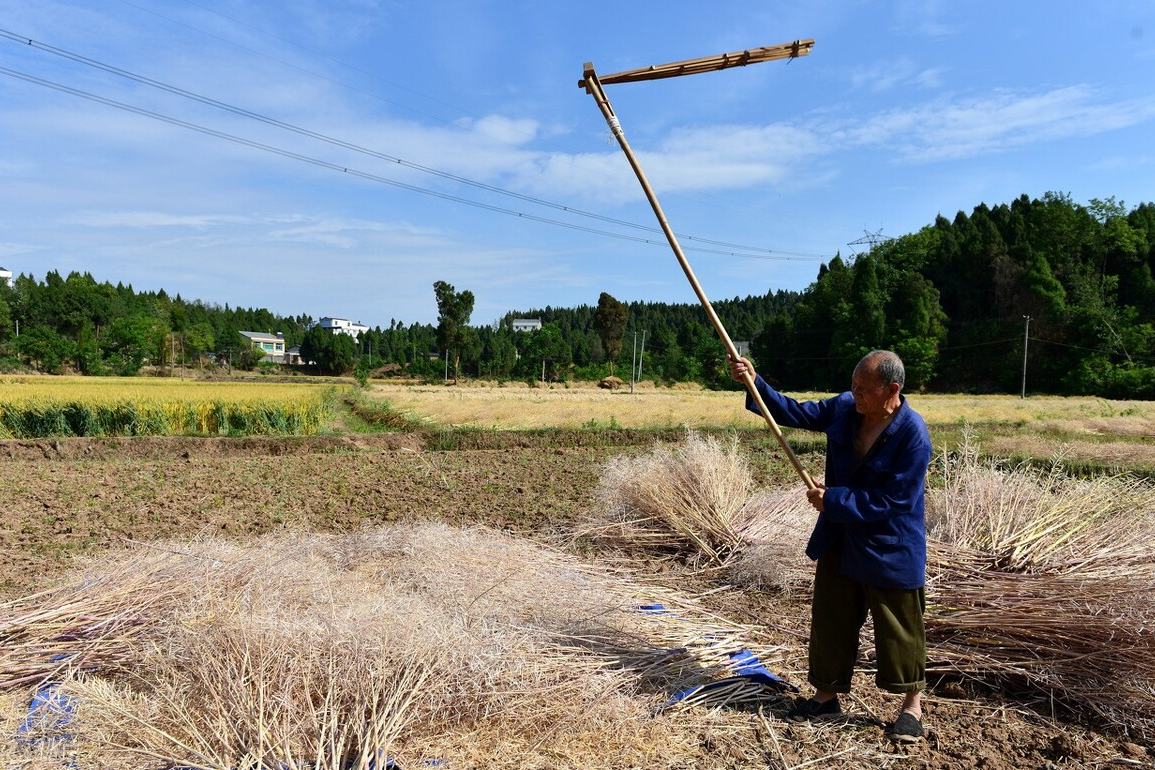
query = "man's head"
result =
(851, 350, 904, 416)
(859, 350, 905, 389)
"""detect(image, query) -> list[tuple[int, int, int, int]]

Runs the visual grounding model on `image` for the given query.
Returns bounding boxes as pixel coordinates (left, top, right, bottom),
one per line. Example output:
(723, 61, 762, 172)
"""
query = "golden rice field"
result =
(0, 376, 343, 438)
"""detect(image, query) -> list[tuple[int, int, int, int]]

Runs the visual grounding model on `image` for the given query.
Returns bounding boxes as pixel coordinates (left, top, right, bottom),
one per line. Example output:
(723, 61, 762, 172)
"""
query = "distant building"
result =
(239, 330, 286, 362)
(511, 318, 542, 333)
(320, 317, 369, 338)
(0, 266, 12, 287)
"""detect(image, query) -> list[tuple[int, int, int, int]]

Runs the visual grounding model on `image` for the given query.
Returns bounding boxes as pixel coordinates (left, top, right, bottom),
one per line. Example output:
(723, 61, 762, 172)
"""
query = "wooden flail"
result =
(580, 41, 817, 489)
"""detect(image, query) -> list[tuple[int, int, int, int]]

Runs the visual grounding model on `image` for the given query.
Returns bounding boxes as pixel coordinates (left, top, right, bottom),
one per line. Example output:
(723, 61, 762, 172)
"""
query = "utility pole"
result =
(637, 329, 646, 383)
(1021, 315, 1030, 399)
(630, 331, 637, 394)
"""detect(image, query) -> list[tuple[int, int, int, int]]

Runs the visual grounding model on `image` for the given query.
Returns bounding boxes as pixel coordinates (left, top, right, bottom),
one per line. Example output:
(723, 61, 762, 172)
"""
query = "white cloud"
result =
(837, 86, 1155, 162)
(848, 58, 945, 93)
(68, 211, 253, 229)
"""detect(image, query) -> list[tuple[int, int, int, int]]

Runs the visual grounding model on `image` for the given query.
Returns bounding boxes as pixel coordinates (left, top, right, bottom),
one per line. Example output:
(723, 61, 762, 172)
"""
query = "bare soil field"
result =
(2, 427, 1153, 769)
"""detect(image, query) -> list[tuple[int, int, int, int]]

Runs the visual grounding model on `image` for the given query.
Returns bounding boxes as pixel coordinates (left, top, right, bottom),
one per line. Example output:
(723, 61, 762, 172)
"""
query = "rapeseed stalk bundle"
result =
(926, 432, 1155, 576)
(591, 431, 755, 564)
(1, 525, 788, 769)
(727, 490, 814, 593)
(924, 437, 1155, 739)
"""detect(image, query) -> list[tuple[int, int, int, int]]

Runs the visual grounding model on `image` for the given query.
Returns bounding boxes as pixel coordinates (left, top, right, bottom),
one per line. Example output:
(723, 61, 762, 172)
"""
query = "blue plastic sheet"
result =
(636, 604, 797, 711)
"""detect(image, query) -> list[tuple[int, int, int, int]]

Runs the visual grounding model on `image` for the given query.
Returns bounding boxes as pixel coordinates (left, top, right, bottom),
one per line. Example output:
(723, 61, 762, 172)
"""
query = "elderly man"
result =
(729, 350, 932, 743)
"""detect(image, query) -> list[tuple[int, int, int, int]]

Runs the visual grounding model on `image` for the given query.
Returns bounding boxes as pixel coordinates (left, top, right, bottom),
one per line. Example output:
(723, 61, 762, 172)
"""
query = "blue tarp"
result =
(637, 603, 798, 709)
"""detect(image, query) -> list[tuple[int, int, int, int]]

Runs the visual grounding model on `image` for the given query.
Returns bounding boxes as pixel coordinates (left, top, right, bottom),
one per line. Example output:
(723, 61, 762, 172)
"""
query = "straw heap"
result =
(0, 525, 789, 769)
(591, 431, 755, 564)
(592, 431, 1155, 740)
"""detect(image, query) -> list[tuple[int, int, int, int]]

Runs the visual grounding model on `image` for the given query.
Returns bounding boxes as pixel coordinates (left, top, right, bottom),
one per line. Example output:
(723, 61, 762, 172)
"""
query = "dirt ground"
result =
(1, 434, 1152, 769)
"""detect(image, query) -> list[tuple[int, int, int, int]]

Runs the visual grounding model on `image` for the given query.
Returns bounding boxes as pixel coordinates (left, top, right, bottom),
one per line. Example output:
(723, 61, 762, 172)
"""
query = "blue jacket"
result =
(746, 375, 931, 590)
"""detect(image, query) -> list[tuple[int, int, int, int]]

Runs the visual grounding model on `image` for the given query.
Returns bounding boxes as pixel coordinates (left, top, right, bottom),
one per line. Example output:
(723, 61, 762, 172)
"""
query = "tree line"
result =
(751, 193, 1155, 397)
(1, 192, 1152, 396)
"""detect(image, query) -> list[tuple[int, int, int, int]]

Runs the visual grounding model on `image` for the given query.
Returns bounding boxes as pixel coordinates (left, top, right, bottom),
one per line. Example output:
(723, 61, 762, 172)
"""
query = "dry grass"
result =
(589, 431, 756, 564)
(365, 382, 1155, 435)
(366, 381, 755, 430)
(985, 434, 1155, 471)
(0, 525, 792, 769)
(591, 431, 1155, 740)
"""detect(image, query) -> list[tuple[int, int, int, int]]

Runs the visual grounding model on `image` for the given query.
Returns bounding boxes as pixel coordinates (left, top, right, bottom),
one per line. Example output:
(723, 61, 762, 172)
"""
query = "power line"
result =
(0, 28, 830, 262)
(0, 63, 816, 262)
(1031, 335, 1155, 364)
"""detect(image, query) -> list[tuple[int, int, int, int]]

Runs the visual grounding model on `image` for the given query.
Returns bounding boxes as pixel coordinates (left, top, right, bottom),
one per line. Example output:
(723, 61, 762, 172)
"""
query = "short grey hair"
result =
(858, 350, 905, 389)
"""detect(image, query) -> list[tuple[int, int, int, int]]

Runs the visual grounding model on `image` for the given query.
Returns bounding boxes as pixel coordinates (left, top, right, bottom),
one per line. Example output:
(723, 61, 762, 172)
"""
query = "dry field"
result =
(1, 381, 1153, 768)
(368, 381, 1155, 469)
(368, 380, 1155, 432)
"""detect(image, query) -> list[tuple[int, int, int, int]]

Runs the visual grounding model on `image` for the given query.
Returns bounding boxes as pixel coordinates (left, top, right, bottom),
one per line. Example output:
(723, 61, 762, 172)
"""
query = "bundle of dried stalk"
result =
(926, 436, 1155, 577)
(1, 525, 788, 769)
(590, 431, 756, 564)
(923, 441, 1155, 740)
(927, 540, 1155, 739)
(590, 429, 1155, 739)
(728, 489, 814, 593)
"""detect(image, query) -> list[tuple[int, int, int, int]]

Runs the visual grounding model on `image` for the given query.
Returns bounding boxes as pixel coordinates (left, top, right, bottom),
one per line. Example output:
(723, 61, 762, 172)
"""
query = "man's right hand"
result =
(728, 356, 755, 383)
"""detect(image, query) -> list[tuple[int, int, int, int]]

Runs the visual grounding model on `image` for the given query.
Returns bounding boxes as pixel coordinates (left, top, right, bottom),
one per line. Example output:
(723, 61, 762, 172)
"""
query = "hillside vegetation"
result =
(2, 193, 1152, 395)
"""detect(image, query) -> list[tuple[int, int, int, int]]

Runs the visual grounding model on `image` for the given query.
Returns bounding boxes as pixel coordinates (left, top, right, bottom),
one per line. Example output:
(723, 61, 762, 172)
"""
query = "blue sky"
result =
(1, 1, 1153, 327)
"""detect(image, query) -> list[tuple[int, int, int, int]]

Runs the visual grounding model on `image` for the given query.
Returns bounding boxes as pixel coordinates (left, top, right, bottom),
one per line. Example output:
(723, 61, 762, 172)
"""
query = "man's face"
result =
(850, 363, 892, 416)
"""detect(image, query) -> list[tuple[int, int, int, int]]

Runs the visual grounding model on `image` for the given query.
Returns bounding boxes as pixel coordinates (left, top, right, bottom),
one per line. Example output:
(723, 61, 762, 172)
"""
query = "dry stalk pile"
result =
(925, 443, 1155, 740)
(593, 430, 1155, 740)
(591, 431, 756, 564)
(1, 525, 788, 770)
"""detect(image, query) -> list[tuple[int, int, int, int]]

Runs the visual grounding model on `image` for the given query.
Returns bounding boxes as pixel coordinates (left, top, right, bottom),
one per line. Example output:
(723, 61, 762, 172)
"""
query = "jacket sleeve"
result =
(744, 374, 840, 432)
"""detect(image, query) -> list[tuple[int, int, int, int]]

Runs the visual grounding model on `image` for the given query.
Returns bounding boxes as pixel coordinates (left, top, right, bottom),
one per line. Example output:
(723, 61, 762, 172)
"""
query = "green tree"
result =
(521, 322, 572, 382)
(300, 326, 356, 375)
(75, 322, 104, 375)
(184, 322, 217, 364)
(100, 314, 157, 375)
(888, 273, 948, 390)
(593, 292, 628, 376)
(15, 327, 74, 373)
(0, 296, 11, 342)
(433, 281, 475, 383)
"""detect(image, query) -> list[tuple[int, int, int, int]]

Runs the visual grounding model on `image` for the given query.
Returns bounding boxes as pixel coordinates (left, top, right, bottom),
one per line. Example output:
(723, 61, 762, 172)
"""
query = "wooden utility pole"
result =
(580, 40, 817, 489)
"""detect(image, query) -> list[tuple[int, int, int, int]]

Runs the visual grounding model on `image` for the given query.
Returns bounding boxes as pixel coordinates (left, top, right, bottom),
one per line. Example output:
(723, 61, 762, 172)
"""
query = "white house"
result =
(239, 330, 286, 362)
(320, 317, 370, 338)
(511, 318, 542, 333)
(0, 266, 12, 287)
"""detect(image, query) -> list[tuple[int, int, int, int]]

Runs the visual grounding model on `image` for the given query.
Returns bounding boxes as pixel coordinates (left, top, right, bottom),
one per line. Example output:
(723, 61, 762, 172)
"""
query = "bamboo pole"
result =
(580, 57, 815, 490)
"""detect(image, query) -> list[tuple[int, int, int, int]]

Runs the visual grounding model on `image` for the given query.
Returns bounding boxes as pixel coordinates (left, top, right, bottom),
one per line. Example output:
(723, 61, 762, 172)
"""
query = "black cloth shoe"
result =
(889, 711, 924, 743)
(786, 695, 841, 721)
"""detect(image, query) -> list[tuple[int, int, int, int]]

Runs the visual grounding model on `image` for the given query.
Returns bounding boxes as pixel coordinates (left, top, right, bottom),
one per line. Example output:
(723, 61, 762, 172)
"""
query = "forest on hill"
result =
(1, 192, 1153, 397)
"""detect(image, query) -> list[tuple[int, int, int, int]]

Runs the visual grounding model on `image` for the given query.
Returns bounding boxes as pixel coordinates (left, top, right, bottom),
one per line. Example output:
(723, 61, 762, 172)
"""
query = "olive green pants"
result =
(808, 547, 926, 695)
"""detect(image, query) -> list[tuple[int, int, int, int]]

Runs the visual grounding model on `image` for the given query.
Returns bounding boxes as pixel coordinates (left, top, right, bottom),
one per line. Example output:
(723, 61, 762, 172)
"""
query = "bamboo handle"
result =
(581, 65, 815, 491)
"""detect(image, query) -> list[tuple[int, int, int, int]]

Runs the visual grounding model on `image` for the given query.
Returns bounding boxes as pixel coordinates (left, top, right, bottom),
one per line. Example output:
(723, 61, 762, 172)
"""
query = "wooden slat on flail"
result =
(578, 39, 814, 88)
